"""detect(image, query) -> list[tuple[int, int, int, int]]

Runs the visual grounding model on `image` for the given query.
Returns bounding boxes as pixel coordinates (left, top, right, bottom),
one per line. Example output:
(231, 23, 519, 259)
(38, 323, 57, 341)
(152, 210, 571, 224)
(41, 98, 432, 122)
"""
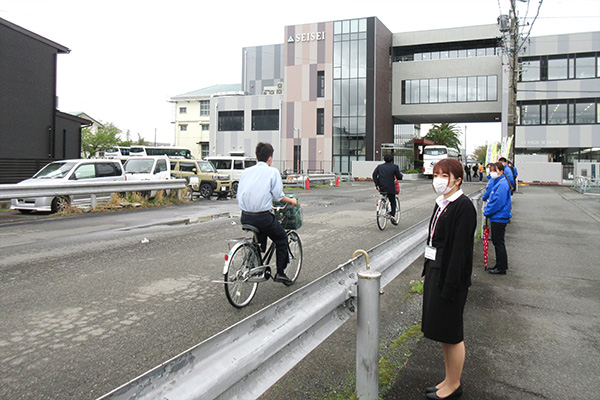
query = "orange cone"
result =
(305, 176, 310, 190)
(335, 175, 340, 186)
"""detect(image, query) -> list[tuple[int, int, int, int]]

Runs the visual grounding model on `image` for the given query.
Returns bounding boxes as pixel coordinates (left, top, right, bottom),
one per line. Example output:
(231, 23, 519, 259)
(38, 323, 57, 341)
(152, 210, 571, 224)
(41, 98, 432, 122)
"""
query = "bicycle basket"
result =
(273, 202, 302, 230)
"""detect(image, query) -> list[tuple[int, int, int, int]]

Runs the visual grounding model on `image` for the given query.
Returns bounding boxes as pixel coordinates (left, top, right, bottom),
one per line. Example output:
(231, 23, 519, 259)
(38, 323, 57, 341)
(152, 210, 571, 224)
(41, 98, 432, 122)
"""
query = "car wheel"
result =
(51, 196, 70, 213)
(232, 181, 239, 197)
(200, 183, 213, 199)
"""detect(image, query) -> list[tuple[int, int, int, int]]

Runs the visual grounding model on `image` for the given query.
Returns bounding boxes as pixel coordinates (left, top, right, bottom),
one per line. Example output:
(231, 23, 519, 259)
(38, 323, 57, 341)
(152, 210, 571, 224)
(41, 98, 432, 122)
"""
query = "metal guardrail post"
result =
(353, 250, 381, 400)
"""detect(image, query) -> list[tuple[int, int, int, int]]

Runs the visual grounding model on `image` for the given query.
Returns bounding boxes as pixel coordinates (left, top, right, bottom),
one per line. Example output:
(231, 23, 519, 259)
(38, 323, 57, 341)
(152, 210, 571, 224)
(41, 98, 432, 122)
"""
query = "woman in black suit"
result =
(422, 158, 476, 400)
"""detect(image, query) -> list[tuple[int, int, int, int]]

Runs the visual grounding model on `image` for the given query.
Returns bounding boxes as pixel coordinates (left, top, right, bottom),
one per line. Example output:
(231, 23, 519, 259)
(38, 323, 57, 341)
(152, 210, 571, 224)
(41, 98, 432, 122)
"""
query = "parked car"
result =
(204, 155, 257, 195)
(170, 159, 232, 198)
(10, 159, 125, 214)
(122, 156, 171, 198)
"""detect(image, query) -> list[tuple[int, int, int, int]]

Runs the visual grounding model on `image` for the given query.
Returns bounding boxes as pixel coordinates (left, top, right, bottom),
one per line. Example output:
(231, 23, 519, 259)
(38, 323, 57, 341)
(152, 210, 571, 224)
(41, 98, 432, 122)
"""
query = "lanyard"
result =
(429, 206, 444, 247)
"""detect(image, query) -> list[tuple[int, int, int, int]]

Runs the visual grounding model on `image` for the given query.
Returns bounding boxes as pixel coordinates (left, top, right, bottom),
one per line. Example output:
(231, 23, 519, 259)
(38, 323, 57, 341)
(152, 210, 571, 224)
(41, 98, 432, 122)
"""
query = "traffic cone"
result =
(335, 175, 340, 186)
(305, 176, 310, 190)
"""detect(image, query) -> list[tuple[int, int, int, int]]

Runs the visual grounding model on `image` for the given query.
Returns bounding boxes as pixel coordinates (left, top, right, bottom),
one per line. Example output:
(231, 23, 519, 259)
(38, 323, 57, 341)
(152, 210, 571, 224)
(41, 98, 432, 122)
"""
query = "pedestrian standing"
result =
(422, 158, 476, 400)
(484, 162, 512, 275)
(472, 164, 478, 178)
(478, 164, 484, 182)
(464, 164, 471, 182)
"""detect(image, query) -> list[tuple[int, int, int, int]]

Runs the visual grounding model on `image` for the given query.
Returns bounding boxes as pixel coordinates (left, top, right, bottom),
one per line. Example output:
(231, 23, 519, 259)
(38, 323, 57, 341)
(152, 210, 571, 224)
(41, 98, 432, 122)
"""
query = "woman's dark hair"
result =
(255, 142, 274, 162)
(495, 162, 505, 172)
(486, 163, 498, 172)
(383, 154, 394, 163)
(433, 158, 464, 186)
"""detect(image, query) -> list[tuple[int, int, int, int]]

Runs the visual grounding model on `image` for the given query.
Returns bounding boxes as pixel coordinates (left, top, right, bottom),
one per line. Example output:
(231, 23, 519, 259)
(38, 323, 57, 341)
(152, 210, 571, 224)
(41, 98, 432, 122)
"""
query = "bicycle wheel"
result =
(376, 197, 388, 230)
(224, 243, 260, 308)
(285, 231, 303, 286)
(391, 196, 400, 225)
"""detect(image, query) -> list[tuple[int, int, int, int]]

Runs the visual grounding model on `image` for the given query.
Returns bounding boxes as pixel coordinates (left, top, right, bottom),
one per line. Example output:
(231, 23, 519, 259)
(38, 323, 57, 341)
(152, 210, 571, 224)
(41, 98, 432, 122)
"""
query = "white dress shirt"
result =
(237, 161, 285, 212)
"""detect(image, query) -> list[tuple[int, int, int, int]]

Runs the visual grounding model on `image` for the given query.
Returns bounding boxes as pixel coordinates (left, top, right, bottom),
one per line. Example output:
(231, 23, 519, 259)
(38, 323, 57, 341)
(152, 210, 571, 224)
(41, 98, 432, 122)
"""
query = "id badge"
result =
(424, 245, 437, 261)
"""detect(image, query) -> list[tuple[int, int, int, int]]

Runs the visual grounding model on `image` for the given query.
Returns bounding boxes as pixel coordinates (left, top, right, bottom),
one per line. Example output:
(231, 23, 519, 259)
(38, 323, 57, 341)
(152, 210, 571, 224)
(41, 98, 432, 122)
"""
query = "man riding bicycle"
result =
(237, 142, 298, 286)
(372, 154, 403, 222)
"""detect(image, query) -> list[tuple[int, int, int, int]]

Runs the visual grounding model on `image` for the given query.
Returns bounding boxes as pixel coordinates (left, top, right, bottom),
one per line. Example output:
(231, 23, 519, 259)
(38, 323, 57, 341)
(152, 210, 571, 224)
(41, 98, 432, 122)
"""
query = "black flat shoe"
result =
(425, 385, 463, 399)
(425, 386, 438, 393)
(488, 268, 507, 275)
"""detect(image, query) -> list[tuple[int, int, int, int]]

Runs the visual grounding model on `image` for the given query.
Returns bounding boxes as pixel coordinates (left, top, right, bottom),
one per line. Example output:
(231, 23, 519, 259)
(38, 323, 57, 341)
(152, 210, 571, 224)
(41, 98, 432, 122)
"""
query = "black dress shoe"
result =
(425, 386, 439, 393)
(425, 385, 463, 399)
(274, 272, 294, 286)
(488, 268, 507, 275)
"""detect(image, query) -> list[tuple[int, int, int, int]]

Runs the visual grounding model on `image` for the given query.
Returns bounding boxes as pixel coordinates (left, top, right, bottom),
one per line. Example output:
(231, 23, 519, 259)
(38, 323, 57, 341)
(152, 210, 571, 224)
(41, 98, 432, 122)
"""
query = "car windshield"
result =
(32, 162, 77, 179)
(198, 161, 216, 173)
(124, 159, 154, 174)
(424, 148, 448, 156)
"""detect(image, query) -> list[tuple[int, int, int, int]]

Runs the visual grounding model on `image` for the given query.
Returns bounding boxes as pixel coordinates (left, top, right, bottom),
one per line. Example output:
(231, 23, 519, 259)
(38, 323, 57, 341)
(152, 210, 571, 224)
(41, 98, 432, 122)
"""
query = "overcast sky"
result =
(1, 0, 599, 152)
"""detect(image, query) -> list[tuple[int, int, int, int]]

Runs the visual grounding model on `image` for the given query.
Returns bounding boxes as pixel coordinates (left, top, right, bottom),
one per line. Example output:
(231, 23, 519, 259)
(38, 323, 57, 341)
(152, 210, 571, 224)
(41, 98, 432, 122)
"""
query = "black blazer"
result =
(422, 194, 477, 301)
(372, 162, 403, 194)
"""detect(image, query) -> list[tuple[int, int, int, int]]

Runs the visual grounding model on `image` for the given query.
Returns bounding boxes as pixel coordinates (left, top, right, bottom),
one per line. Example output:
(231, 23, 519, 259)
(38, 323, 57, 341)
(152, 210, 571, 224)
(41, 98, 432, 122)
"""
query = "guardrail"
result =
(0, 180, 187, 202)
(97, 188, 484, 400)
(283, 173, 338, 187)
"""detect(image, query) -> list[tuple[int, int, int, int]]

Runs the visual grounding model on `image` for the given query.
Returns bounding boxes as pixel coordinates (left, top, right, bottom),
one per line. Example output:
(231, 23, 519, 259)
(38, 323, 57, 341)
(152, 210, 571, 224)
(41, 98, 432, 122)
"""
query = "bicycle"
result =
(376, 191, 400, 231)
(222, 203, 303, 308)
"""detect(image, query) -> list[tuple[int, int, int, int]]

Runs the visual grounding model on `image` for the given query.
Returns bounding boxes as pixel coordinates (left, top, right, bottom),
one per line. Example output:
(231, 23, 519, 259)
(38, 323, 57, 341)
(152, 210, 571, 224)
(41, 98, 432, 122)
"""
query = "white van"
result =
(204, 156, 257, 195)
(123, 156, 171, 197)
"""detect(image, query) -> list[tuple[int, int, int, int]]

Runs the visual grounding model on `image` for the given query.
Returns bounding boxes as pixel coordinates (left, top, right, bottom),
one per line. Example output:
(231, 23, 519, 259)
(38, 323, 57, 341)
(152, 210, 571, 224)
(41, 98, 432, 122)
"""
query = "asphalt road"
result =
(1, 180, 488, 400)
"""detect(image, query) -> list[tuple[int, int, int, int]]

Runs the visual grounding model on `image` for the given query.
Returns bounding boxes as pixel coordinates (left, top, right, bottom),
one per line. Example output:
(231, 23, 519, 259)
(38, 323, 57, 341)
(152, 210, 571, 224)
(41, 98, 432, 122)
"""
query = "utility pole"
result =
(508, 0, 519, 161)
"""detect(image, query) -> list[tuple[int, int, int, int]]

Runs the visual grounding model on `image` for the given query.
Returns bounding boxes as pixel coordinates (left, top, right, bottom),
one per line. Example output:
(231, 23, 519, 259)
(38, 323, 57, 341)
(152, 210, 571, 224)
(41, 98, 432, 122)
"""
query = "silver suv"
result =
(10, 159, 125, 213)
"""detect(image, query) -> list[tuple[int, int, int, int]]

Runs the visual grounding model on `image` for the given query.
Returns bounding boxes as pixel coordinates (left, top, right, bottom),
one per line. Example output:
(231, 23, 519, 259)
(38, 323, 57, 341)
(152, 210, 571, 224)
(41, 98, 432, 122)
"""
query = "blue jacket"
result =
(503, 165, 515, 189)
(482, 175, 500, 201)
(484, 176, 512, 223)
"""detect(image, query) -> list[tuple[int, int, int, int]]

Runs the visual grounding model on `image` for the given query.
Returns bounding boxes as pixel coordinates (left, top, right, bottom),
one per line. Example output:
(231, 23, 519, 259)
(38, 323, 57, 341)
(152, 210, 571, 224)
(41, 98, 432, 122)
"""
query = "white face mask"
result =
(490, 172, 499, 179)
(432, 177, 455, 195)
(486, 168, 491, 175)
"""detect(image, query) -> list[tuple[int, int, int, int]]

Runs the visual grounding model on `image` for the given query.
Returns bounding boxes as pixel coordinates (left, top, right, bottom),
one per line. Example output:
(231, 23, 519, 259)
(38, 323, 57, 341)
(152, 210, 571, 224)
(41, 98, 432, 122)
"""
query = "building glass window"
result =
(548, 102, 568, 124)
(575, 101, 595, 124)
(438, 78, 448, 103)
(317, 71, 325, 97)
(403, 75, 498, 104)
(467, 76, 477, 102)
(333, 18, 368, 174)
(201, 143, 209, 159)
(251, 110, 279, 131)
(575, 55, 596, 79)
(179, 107, 187, 114)
(487, 75, 498, 101)
(201, 124, 209, 131)
(179, 124, 188, 131)
(218, 111, 244, 131)
(548, 57, 569, 80)
(200, 100, 210, 116)
(317, 108, 325, 135)
(520, 104, 540, 125)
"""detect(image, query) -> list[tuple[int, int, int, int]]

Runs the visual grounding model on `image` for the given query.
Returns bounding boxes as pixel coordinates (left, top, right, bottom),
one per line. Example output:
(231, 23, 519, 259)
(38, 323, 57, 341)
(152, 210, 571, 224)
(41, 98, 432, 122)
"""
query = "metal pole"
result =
(354, 248, 381, 400)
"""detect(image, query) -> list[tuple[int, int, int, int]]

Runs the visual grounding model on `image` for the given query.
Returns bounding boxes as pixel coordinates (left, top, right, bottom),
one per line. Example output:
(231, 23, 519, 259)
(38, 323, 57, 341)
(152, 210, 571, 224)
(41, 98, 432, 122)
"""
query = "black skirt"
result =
(422, 257, 469, 344)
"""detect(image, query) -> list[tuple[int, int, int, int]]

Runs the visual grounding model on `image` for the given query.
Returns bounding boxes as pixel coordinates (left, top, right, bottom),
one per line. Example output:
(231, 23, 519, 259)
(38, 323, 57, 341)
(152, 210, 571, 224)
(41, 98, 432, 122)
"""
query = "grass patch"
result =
(408, 279, 424, 294)
(379, 323, 423, 393)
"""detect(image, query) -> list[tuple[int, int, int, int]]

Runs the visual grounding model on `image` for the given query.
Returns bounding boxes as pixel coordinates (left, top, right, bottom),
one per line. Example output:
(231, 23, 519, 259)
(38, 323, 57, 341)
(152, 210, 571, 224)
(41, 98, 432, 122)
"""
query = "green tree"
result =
(424, 123, 462, 151)
(473, 144, 488, 164)
(81, 122, 121, 158)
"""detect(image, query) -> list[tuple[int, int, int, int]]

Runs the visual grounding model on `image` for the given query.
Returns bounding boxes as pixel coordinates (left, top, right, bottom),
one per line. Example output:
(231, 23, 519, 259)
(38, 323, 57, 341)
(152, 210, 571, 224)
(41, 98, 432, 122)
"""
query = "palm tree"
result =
(425, 123, 462, 151)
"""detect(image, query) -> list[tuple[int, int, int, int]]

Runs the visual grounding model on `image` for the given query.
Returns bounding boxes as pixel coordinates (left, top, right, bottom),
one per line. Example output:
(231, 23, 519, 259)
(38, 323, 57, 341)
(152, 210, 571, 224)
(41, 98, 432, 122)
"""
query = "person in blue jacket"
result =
(482, 163, 501, 202)
(484, 162, 512, 275)
(498, 157, 515, 194)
